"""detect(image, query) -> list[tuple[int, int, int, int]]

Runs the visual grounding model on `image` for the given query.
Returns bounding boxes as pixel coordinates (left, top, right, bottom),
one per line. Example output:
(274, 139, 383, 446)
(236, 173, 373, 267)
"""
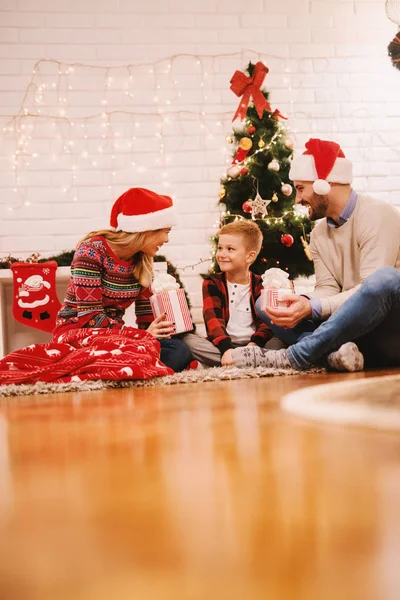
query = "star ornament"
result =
(249, 192, 271, 218)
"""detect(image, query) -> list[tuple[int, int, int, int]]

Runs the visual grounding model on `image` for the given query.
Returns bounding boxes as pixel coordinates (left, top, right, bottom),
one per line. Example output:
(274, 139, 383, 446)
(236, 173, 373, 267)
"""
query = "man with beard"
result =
(231, 138, 400, 372)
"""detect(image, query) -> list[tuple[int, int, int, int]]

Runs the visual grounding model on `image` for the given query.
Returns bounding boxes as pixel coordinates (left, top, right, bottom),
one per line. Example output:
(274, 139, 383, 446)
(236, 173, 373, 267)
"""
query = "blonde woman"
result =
(53, 187, 192, 372)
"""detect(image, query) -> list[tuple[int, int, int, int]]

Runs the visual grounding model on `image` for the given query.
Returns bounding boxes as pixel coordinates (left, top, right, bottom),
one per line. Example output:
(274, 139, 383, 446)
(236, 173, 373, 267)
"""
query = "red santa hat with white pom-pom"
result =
(110, 187, 176, 233)
(289, 138, 352, 195)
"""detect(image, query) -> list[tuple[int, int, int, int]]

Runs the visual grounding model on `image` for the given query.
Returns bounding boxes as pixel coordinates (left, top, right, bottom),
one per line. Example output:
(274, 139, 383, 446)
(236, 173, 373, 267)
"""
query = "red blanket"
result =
(0, 327, 173, 385)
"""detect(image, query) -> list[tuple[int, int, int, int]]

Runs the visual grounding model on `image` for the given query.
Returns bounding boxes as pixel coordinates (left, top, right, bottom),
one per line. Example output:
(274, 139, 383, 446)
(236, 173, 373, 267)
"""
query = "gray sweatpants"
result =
(182, 333, 286, 367)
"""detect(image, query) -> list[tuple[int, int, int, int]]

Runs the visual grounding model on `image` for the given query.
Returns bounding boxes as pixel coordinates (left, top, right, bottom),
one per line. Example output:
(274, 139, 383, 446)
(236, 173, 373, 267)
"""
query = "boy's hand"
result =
(247, 342, 257, 347)
(265, 295, 312, 329)
(221, 349, 234, 366)
(147, 313, 175, 338)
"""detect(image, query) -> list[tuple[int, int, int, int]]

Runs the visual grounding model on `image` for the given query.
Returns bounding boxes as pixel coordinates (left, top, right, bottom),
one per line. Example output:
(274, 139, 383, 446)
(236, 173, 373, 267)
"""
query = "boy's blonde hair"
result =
(218, 220, 263, 255)
(78, 229, 154, 287)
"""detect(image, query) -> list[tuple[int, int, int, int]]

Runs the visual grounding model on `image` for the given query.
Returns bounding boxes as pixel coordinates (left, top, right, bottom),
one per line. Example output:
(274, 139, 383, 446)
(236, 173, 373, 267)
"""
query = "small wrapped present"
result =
(260, 267, 294, 311)
(150, 274, 193, 334)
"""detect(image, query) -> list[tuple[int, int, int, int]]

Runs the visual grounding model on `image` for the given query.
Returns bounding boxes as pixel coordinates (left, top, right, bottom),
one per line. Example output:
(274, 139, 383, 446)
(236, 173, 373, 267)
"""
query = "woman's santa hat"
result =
(289, 138, 352, 195)
(110, 187, 176, 232)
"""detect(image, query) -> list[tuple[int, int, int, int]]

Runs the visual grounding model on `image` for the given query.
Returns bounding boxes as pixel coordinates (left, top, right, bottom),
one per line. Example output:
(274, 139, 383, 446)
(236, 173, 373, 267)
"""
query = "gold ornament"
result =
(258, 139, 265, 148)
(272, 192, 279, 202)
(301, 225, 313, 261)
(227, 136, 234, 144)
(218, 187, 226, 199)
(239, 137, 253, 151)
(301, 236, 313, 261)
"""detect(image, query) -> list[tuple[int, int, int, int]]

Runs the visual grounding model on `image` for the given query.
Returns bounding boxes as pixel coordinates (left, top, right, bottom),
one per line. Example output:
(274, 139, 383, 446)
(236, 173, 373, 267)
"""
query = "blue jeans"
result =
(159, 338, 192, 372)
(256, 266, 400, 370)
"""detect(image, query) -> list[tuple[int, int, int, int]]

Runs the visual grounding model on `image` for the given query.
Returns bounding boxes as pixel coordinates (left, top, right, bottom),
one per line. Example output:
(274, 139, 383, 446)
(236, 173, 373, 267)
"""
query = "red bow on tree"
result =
(272, 108, 288, 121)
(230, 61, 271, 122)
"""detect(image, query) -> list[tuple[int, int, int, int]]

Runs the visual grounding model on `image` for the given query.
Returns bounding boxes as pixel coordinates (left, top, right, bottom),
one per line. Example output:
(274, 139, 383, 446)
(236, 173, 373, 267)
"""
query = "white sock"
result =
(327, 342, 364, 372)
(232, 346, 293, 369)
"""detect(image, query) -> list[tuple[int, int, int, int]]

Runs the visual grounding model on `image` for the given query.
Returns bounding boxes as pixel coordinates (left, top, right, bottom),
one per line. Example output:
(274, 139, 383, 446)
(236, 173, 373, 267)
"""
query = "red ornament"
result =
(242, 201, 253, 213)
(280, 234, 294, 247)
(247, 125, 256, 134)
(240, 167, 249, 176)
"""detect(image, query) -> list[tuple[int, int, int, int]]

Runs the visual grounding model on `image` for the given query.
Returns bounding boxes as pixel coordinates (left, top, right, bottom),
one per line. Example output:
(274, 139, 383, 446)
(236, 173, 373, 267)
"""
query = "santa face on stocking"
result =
(18, 273, 51, 306)
(11, 261, 62, 333)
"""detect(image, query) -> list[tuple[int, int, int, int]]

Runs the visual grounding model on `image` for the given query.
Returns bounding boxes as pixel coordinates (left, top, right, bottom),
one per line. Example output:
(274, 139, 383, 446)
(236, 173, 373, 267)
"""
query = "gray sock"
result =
(232, 346, 293, 369)
(327, 342, 364, 372)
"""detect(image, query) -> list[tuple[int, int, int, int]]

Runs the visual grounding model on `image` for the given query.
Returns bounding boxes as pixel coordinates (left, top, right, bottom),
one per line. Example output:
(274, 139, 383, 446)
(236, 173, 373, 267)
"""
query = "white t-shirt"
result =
(226, 280, 256, 345)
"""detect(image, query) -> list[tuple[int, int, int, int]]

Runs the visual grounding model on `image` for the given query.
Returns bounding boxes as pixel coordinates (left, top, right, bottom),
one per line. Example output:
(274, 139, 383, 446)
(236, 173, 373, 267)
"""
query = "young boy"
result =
(183, 220, 275, 367)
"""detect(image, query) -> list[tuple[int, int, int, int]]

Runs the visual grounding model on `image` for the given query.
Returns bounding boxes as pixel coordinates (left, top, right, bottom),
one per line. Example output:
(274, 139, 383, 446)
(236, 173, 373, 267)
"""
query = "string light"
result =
(0, 51, 301, 212)
(219, 210, 307, 226)
(2, 50, 395, 217)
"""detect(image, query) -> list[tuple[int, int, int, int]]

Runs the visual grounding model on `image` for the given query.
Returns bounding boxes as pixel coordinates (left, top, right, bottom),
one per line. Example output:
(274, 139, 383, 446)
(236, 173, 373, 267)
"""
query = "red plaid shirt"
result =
(202, 272, 272, 355)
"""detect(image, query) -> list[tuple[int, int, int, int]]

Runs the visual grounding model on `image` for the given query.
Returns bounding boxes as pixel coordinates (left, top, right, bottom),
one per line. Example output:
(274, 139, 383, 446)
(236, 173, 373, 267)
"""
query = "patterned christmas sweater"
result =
(54, 236, 154, 334)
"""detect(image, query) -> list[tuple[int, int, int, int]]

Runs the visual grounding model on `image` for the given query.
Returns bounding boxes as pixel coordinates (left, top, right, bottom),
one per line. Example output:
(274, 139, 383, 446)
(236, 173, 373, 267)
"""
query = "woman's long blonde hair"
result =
(78, 229, 154, 287)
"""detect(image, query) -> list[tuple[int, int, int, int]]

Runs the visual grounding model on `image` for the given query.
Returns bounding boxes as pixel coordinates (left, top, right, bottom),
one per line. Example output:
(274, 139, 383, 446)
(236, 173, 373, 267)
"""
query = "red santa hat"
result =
(289, 138, 352, 195)
(110, 187, 176, 232)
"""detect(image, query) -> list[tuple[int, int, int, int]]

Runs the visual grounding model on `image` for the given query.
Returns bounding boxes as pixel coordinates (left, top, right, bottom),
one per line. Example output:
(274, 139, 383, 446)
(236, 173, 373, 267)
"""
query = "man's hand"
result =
(221, 349, 234, 366)
(147, 313, 175, 338)
(265, 295, 312, 329)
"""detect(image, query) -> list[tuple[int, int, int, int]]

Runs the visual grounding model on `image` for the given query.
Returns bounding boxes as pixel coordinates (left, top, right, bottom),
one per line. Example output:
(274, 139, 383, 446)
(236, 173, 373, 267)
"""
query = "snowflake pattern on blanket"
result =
(0, 326, 172, 385)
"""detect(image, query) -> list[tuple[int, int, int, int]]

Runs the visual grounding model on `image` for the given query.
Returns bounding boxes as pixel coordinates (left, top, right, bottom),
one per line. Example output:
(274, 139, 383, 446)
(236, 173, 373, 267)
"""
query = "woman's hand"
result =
(147, 314, 175, 338)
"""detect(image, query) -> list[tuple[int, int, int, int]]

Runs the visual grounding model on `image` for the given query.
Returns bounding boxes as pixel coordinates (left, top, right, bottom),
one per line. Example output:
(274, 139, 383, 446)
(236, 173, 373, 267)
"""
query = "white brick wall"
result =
(1, 0, 399, 328)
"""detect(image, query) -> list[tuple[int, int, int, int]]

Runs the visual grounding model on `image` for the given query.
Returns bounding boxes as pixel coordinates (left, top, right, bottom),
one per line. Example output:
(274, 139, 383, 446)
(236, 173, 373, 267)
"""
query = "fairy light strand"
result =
(1, 50, 397, 215)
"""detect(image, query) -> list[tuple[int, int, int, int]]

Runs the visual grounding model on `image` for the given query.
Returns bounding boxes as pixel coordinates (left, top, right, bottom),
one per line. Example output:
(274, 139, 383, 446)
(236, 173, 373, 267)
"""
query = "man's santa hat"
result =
(289, 138, 352, 195)
(110, 187, 176, 232)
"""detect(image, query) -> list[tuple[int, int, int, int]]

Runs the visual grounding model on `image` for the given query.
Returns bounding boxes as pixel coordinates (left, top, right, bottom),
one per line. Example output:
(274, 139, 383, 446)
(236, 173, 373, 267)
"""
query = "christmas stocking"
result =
(11, 261, 62, 333)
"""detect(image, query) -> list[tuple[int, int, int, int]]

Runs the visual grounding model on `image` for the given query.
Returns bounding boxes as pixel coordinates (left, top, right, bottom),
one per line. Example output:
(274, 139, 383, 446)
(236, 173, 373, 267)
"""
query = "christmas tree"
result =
(212, 61, 314, 280)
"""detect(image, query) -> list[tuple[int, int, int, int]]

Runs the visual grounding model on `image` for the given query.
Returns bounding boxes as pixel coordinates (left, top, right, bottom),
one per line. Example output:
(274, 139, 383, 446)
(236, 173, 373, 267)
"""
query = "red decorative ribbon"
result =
(232, 148, 250, 164)
(230, 61, 271, 121)
(272, 108, 288, 121)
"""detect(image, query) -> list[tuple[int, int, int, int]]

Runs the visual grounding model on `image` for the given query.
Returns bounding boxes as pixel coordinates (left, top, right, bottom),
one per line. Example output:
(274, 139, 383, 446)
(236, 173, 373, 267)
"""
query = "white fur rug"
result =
(282, 374, 400, 431)
(0, 365, 324, 399)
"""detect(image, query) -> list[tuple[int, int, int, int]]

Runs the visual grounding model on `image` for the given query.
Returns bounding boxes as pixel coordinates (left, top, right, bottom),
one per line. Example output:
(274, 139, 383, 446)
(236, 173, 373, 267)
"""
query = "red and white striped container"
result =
(150, 289, 193, 334)
(260, 288, 294, 311)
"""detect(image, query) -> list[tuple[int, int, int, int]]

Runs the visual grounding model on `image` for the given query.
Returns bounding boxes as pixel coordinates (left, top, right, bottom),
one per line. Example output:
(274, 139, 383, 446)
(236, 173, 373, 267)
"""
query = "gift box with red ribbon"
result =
(150, 289, 193, 334)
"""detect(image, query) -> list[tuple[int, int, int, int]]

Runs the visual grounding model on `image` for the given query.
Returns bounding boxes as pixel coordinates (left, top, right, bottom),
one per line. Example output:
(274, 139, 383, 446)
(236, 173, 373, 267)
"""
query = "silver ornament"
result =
(386, 0, 400, 24)
(284, 136, 294, 149)
(281, 183, 293, 196)
(268, 160, 280, 172)
(227, 165, 241, 179)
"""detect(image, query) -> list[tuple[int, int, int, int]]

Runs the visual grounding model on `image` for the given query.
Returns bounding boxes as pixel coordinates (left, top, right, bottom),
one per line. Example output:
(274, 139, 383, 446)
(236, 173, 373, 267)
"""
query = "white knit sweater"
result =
(308, 193, 400, 319)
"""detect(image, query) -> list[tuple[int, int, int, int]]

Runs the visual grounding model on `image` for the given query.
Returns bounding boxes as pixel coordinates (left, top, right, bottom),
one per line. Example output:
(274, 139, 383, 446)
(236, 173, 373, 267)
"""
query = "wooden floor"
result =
(1, 369, 400, 600)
